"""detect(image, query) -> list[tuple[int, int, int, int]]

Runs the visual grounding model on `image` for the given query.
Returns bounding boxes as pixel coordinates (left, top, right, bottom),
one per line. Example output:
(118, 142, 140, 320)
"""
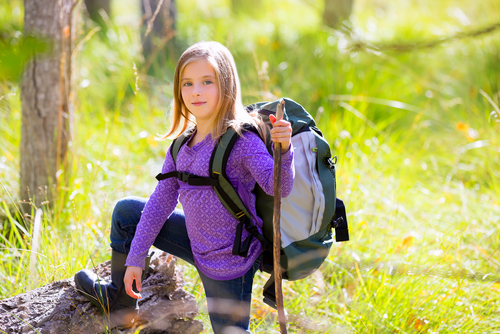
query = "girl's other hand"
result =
(269, 114, 292, 153)
(124, 266, 143, 299)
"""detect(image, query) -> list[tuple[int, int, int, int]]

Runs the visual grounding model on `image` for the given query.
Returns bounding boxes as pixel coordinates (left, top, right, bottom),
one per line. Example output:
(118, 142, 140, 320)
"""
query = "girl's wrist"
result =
(272, 142, 291, 153)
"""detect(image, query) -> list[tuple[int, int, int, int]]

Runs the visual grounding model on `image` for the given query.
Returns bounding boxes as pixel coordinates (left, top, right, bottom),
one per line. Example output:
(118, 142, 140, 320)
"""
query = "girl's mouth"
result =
(192, 102, 206, 106)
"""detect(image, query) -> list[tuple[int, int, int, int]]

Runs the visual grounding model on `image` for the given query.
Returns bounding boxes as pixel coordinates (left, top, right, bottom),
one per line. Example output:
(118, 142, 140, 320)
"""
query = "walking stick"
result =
(273, 99, 288, 334)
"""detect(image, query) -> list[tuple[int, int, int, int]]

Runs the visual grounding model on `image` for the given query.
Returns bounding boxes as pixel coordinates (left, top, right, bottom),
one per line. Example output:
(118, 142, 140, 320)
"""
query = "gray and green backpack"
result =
(156, 98, 349, 309)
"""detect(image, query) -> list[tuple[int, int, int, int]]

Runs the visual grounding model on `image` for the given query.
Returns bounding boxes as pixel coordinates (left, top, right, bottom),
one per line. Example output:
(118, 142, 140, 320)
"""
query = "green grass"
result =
(1, 0, 500, 332)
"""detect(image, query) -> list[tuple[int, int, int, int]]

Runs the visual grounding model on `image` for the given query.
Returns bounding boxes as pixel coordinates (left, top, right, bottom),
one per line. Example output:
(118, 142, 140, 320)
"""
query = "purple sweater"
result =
(126, 131, 294, 280)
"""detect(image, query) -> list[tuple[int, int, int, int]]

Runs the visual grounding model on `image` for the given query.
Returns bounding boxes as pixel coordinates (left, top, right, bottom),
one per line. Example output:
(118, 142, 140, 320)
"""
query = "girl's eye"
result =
(183, 82, 192, 87)
(203, 80, 213, 85)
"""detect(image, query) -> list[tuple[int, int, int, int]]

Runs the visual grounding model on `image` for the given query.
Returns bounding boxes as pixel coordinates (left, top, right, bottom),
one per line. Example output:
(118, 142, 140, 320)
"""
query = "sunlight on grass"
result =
(1, 0, 499, 332)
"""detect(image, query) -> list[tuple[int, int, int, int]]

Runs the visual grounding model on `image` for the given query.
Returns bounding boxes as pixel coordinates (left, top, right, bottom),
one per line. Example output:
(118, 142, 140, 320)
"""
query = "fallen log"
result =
(0, 252, 204, 334)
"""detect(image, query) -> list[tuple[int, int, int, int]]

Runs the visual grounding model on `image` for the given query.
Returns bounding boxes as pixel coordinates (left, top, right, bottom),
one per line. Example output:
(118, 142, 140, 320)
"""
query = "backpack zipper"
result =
(321, 155, 337, 242)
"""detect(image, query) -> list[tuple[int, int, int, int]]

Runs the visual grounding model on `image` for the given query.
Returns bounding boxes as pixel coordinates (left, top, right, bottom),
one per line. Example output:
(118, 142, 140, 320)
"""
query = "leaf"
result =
(475, 245, 489, 257)
(409, 315, 429, 331)
(402, 236, 414, 248)
(0, 34, 51, 82)
(413, 318, 427, 331)
(456, 122, 469, 132)
(491, 282, 500, 292)
(252, 297, 275, 320)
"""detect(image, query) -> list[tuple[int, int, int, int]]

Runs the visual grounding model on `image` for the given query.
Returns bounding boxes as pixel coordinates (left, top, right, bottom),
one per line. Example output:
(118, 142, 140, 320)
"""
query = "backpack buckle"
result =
(177, 172, 191, 183)
(332, 216, 344, 228)
(324, 156, 337, 169)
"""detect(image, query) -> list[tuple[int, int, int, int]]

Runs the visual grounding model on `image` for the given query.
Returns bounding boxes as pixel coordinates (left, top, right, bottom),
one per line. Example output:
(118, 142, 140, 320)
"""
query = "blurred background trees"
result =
(83, 0, 178, 73)
(13, 0, 363, 210)
(0, 1, 498, 218)
(140, 0, 178, 73)
(0, 0, 497, 218)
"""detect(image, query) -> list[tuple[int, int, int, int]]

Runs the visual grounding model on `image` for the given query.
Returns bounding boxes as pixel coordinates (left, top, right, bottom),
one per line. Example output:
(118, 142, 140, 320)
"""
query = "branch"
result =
(346, 21, 500, 53)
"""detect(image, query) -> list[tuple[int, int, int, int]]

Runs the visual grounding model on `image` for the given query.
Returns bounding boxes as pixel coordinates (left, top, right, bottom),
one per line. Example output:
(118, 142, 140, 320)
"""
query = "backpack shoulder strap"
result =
(171, 129, 194, 164)
(155, 128, 193, 181)
(210, 128, 271, 256)
(210, 128, 249, 218)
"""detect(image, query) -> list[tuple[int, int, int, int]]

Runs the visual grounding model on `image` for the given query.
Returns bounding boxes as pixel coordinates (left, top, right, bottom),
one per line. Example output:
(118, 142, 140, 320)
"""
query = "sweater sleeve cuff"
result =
(125, 253, 146, 270)
(272, 142, 293, 155)
(273, 143, 293, 166)
(281, 143, 293, 159)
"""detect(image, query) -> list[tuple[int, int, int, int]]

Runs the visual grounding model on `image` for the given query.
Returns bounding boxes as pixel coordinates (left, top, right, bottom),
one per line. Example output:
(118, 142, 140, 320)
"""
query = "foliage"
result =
(1, 0, 500, 332)
(0, 35, 50, 82)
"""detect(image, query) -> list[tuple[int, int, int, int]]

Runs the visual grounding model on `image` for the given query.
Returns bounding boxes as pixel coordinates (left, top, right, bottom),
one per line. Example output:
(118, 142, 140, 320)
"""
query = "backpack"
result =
(156, 98, 349, 309)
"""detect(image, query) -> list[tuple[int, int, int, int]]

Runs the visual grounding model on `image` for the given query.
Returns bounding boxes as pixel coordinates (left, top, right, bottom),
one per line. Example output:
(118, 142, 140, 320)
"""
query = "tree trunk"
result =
(84, 0, 111, 31)
(21, 0, 75, 208)
(0, 252, 204, 333)
(323, 0, 354, 28)
(141, 0, 177, 74)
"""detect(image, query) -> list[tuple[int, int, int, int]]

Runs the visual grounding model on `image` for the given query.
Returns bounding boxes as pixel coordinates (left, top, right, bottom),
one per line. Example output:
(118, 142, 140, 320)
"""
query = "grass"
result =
(1, 0, 500, 332)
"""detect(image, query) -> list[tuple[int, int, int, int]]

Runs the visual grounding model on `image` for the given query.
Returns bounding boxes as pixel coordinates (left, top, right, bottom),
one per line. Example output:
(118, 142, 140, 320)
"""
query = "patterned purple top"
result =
(126, 131, 294, 280)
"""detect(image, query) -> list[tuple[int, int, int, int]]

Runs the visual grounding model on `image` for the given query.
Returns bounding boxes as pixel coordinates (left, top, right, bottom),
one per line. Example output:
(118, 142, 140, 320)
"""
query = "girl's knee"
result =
(114, 196, 135, 213)
(111, 196, 147, 228)
(169, 208, 186, 224)
(115, 196, 146, 213)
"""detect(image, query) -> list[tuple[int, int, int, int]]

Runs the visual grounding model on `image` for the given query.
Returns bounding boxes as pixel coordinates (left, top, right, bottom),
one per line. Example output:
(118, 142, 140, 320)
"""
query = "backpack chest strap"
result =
(156, 171, 218, 186)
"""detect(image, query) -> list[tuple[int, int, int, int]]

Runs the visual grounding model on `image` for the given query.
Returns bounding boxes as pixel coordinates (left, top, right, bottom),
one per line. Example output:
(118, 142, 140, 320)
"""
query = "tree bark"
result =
(0, 252, 204, 334)
(323, 0, 354, 28)
(21, 0, 75, 208)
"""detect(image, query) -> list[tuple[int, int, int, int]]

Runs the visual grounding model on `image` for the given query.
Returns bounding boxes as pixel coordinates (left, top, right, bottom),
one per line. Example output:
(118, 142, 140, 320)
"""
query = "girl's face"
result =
(180, 58, 220, 124)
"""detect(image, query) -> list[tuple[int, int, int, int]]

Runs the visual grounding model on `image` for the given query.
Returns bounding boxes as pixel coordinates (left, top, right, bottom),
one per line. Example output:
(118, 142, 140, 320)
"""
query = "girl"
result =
(74, 41, 294, 333)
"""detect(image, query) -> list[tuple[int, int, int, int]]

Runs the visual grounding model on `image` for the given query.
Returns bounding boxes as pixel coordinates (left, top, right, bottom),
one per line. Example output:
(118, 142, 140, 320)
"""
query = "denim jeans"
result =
(109, 196, 260, 334)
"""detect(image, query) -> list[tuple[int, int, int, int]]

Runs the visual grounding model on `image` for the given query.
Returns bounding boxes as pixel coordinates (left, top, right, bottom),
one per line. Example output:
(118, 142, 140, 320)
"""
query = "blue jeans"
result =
(109, 196, 260, 334)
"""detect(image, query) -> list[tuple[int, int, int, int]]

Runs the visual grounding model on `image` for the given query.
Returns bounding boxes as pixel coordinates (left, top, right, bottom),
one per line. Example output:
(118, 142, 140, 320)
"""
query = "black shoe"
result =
(74, 250, 145, 328)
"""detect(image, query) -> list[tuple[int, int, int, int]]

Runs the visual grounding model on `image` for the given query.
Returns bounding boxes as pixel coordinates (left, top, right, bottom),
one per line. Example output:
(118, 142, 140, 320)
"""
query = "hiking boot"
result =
(74, 250, 151, 328)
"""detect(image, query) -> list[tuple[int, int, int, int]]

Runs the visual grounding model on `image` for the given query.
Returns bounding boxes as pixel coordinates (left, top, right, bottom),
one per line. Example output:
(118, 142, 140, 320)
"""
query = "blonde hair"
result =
(162, 41, 268, 141)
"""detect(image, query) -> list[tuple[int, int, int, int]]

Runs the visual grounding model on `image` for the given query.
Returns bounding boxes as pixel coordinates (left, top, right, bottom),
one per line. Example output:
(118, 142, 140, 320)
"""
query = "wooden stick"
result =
(273, 99, 287, 334)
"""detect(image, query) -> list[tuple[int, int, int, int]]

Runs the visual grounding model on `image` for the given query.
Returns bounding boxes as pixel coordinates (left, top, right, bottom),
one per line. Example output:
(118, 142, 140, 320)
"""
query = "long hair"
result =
(161, 41, 268, 141)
